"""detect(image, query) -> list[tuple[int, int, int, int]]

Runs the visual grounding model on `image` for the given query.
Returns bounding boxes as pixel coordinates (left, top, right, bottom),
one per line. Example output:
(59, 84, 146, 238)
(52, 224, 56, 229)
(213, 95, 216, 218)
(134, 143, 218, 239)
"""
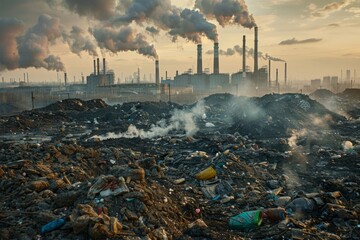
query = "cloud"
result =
(146, 26, 160, 35)
(309, 0, 355, 19)
(279, 38, 322, 45)
(347, 7, 360, 17)
(328, 23, 340, 27)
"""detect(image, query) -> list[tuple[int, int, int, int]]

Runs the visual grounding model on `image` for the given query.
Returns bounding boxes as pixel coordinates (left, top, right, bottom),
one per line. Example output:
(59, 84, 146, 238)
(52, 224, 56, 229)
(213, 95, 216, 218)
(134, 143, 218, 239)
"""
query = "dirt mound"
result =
(42, 99, 108, 112)
(310, 89, 336, 100)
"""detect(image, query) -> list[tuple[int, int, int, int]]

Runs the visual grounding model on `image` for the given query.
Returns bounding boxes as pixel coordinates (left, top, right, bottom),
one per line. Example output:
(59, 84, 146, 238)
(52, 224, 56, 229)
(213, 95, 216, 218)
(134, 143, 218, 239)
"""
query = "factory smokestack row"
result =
(213, 42, 219, 74)
(243, 35, 246, 73)
(155, 60, 160, 85)
(254, 27, 258, 82)
(197, 44, 203, 74)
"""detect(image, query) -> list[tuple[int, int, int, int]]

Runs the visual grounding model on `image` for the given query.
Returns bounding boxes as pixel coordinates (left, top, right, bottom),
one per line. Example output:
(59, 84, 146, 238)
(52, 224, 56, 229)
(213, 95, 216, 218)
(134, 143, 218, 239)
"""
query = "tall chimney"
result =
(27, 73, 29, 83)
(64, 72, 67, 86)
(268, 59, 271, 88)
(243, 35, 246, 73)
(276, 68, 279, 86)
(197, 44, 203, 74)
(155, 60, 160, 85)
(254, 27, 258, 83)
(93, 59, 96, 75)
(285, 62, 287, 86)
(103, 58, 106, 75)
(97, 58, 100, 76)
(138, 67, 140, 83)
(214, 42, 219, 74)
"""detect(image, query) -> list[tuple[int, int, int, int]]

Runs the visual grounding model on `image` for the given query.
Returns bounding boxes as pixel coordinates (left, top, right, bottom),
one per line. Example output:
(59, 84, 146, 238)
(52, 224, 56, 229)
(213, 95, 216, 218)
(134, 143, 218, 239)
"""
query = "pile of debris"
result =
(0, 93, 359, 239)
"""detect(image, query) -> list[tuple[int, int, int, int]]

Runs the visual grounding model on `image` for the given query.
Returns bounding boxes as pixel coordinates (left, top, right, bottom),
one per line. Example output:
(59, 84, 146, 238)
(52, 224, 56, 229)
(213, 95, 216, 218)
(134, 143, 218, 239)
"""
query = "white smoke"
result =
(92, 101, 206, 140)
(288, 129, 308, 148)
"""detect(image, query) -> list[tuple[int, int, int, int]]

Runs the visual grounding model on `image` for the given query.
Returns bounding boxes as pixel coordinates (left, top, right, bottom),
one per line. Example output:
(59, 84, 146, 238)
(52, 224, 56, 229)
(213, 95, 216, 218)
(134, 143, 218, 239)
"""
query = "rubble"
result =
(0, 93, 359, 239)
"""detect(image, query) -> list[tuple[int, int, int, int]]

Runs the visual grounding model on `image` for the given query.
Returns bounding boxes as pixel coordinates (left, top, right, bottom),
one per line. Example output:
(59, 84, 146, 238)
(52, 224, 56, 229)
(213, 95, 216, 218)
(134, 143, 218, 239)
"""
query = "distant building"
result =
(311, 79, 321, 89)
(86, 71, 115, 90)
(323, 76, 331, 89)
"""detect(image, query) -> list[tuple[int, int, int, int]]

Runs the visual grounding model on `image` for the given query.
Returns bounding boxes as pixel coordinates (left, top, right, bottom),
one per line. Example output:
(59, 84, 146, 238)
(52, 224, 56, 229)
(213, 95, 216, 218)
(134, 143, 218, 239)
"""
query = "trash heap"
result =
(0, 93, 359, 239)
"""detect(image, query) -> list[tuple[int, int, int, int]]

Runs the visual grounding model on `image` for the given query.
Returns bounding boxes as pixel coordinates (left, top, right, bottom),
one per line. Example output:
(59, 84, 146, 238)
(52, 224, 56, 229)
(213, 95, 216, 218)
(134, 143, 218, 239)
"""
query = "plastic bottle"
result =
(229, 210, 262, 231)
(40, 218, 66, 234)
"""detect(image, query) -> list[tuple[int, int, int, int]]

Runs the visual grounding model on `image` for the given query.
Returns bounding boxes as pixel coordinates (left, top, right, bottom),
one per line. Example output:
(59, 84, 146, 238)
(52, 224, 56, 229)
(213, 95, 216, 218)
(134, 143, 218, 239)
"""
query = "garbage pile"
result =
(0, 93, 359, 239)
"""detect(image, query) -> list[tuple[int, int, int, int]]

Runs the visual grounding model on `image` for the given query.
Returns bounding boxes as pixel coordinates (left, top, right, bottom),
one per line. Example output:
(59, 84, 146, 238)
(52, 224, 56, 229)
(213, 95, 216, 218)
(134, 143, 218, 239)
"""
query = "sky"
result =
(0, 0, 359, 84)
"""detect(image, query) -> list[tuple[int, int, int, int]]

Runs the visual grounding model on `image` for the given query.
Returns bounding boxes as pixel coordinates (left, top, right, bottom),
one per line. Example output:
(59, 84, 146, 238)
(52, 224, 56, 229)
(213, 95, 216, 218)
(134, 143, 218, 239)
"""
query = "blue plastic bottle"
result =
(40, 218, 66, 234)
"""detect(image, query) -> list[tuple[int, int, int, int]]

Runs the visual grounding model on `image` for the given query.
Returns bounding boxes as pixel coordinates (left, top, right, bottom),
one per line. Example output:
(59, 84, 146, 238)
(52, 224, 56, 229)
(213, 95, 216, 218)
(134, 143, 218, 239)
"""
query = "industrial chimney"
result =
(103, 58, 106, 75)
(64, 72, 67, 86)
(197, 44, 203, 74)
(268, 59, 271, 88)
(254, 27, 258, 83)
(155, 60, 160, 85)
(93, 59, 96, 75)
(285, 62, 287, 86)
(243, 35, 246, 73)
(97, 58, 100, 76)
(214, 42, 219, 74)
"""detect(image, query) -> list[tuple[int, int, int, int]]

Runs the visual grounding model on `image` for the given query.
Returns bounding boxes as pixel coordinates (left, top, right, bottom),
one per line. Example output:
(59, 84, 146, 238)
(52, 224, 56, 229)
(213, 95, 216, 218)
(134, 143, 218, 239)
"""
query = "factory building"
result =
(86, 58, 115, 90)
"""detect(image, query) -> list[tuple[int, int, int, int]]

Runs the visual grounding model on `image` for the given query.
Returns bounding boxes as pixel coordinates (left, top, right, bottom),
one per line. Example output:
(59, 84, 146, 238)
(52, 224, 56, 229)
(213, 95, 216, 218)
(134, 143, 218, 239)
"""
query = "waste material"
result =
(0, 92, 359, 239)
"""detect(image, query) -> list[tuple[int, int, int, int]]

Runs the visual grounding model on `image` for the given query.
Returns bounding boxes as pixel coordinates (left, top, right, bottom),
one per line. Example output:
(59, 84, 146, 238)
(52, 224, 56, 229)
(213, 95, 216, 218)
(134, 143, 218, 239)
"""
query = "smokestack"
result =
(243, 35, 246, 73)
(176, 70, 179, 77)
(138, 67, 140, 83)
(285, 62, 287, 86)
(23, 73, 26, 82)
(155, 60, 160, 85)
(103, 58, 106, 75)
(268, 59, 271, 88)
(254, 27, 258, 82)
(197, 44, 203, 74)
(27, 73, 29, 83)
(276, 68, 279, 93)
(64, 72, 67, 86)
(97, 58, 100, 76)
(214, 42, 219, 74)
(93, 59, 96, 75)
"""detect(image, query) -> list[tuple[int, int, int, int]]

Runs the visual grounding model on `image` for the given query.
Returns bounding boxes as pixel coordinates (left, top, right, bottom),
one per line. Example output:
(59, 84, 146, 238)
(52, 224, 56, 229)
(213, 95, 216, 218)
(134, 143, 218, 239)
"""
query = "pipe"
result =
(197, 44, 203, 74)
(155, 60, 160, 85)
(243, 35, 246, 73)
(214, 42, 219, 74)
(97, 58, 100, 76)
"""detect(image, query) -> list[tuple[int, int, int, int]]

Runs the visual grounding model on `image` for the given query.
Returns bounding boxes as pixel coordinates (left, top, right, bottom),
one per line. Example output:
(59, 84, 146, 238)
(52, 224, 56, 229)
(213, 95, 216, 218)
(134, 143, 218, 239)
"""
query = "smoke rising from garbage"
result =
(92, 101, 206, 140)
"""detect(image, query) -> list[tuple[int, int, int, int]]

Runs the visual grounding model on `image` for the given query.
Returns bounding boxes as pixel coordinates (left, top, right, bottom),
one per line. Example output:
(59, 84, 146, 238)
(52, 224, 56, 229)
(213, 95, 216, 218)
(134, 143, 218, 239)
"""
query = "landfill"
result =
(0, 92, 359, 239)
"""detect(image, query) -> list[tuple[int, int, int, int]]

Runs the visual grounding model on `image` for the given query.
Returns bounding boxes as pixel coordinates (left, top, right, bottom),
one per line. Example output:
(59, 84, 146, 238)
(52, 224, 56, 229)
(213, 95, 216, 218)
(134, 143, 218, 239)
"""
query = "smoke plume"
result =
(0, 18, 24, 71)
(91, 101, 206, 140)
(91, 26, 158, 59)
(48, 0, 116, 20)
(279, 38, 322, 45)
(17, 14, 65, 71)
(114, 0, 218, 43)
(195, 0, 256, 28)
(65, 26, 98, 56)
(146, 26, 160, 35)
(207, 45, 285, 61)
